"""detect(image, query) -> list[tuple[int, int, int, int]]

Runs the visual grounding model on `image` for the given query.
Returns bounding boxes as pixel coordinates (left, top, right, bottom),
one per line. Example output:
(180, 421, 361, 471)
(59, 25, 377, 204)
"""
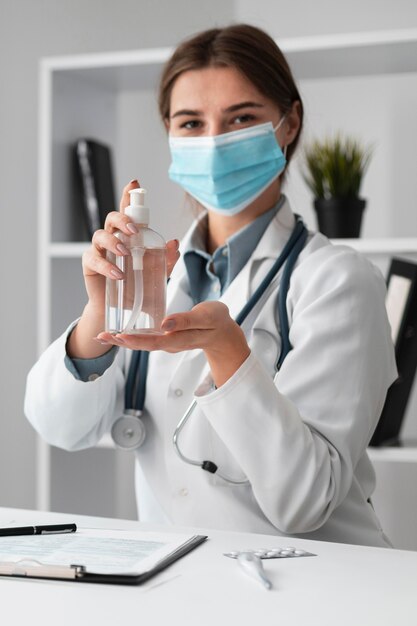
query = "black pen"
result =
(0, 524, 77, 537)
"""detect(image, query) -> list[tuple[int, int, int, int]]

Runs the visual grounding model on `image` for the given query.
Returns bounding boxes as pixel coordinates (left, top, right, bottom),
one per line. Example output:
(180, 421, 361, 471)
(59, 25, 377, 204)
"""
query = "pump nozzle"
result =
(126, 187, 149, 224)
(129, 188, 146, 207)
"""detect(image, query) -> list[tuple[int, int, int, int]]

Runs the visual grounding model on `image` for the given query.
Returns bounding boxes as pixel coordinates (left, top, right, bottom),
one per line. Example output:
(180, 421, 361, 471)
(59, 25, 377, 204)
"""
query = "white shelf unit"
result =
(368, 446, 417, 464)
(38, 29, 417, 525)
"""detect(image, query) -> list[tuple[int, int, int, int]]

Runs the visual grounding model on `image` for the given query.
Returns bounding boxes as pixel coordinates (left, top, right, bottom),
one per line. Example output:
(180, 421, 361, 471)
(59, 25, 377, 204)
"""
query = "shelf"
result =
(42, 47, 171, 91)
(329, 238, 417, 255)
(46, 239, 417, 260)
(49, 242, 90, 257)
(42, 28, 417, 88)
(368, 446, 417, 463)
(43, 48, 171, 92)
(281, 28, 417, 80)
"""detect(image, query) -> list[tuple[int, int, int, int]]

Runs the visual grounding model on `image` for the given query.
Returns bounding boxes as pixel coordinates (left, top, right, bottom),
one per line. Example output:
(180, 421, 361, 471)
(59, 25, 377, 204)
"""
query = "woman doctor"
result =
(25, 24, 397, 546)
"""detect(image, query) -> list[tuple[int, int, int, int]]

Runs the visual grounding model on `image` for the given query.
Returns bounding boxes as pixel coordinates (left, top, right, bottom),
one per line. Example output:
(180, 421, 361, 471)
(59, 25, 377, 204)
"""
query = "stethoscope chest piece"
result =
(111, 410, 146, 450)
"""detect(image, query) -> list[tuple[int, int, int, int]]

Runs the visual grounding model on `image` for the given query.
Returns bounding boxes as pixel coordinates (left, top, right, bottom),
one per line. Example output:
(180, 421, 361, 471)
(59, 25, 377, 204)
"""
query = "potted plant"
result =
(303, 135, 373, 238)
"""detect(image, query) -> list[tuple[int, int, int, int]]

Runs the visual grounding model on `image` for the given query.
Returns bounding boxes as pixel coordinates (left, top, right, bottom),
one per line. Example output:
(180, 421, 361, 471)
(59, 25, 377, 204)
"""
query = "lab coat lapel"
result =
(166, 217, 200, 315)
(250, 196, 297, 263)
(164, 218, 206, 381)
(219, 197, 297, 325)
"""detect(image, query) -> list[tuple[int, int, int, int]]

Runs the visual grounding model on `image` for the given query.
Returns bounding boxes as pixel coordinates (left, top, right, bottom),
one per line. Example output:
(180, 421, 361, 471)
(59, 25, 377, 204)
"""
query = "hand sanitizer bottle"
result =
(105, 188, 167, 334)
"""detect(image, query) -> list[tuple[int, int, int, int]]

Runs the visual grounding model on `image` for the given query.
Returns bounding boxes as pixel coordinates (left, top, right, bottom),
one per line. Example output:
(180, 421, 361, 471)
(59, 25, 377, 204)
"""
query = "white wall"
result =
(0, 0, 235, 509)
(235, 0, 417, 37)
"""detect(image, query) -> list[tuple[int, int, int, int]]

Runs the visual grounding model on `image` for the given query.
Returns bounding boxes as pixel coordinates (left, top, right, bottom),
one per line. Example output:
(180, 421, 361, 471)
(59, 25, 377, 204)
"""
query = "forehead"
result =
(170, 65, 266, 111)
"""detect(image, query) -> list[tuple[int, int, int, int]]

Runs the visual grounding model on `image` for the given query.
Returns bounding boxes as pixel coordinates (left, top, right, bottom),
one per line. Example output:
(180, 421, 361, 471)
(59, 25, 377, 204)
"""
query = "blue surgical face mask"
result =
(168, 118, 287, 216)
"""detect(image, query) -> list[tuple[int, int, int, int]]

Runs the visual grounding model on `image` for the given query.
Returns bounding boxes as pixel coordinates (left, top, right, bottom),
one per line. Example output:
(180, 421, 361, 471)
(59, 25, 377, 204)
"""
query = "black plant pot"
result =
(314, 197, 366, 238)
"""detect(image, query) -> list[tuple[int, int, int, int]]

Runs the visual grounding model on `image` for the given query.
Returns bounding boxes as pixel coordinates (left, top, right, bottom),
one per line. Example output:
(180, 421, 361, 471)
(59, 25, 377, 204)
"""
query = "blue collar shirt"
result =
(183, 196, 284, 304)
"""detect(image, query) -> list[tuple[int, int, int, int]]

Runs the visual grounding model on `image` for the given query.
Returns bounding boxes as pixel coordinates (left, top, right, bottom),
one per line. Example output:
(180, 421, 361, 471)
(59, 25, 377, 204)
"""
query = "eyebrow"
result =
(170, 101, 265, 119)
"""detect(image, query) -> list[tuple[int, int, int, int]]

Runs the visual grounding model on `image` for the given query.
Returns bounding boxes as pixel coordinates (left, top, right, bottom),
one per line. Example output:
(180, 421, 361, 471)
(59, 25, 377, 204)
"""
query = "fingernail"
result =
(116, 242, 129, 255)
(110, 268, 124, 279)
(174, 239, 180, 249)
(162, 319, 176, 331)
(129, 179, 138, 184)
(93, 338, 111, 345)
(115, 336, 126, 344)
(126, 222, 138, 234)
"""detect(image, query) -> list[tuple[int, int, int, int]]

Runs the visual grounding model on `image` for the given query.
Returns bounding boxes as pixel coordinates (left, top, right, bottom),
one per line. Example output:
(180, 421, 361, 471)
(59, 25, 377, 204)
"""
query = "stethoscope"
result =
(111, 216, 308, 484)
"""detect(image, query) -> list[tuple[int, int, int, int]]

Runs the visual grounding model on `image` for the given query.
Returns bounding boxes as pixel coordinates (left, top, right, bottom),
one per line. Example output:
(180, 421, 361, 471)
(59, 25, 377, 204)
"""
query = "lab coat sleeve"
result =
(195, 246, 397, 535)
(24, 323, 126, 451)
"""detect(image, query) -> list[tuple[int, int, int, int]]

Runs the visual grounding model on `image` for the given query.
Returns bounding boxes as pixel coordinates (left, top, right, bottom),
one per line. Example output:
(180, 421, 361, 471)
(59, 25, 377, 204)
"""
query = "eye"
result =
(232, 113, 256, 125)
(180, 119, 202, 130)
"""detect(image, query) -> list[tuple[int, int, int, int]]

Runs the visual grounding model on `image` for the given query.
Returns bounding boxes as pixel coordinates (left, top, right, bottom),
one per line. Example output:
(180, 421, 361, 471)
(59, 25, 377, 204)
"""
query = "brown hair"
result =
(158, 23, 303, 165)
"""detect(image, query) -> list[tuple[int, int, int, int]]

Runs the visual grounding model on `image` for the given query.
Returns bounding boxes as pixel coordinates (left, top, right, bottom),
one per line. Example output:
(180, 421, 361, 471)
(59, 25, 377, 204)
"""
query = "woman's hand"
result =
(96, 301, 251, 387)
(82, 180, 180, 312)
(67, 180, 180, 359)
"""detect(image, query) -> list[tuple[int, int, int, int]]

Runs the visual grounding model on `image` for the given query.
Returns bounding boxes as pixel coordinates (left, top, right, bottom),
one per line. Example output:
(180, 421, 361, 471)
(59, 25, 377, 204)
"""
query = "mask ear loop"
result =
(273, 114, 288, 157)
(273, 114, 287, 132)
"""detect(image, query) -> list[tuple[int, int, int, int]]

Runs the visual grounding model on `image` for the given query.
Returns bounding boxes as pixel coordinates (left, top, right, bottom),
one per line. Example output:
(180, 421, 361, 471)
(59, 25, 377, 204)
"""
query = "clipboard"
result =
(0, 534, 207, 586)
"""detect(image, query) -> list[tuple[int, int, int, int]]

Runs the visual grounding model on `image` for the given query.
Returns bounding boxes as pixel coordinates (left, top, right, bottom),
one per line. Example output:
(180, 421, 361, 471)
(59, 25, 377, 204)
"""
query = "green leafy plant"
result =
(303, 135, 373, 200)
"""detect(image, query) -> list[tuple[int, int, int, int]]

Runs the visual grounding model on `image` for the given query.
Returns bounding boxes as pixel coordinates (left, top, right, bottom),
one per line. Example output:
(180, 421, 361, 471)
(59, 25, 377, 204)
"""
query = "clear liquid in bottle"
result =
(105, 188, 167, 334)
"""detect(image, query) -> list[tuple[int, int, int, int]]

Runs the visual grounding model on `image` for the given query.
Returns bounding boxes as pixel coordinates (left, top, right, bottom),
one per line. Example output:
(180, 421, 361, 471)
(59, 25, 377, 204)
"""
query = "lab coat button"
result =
(88, 373, 99, 381)
(174, 388, 183, 397)
(179, 488, 188, 496)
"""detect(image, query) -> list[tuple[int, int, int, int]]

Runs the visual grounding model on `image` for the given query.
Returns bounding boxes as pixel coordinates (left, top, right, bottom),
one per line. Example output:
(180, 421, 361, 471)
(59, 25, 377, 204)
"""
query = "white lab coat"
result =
(25, 199, 397, 546)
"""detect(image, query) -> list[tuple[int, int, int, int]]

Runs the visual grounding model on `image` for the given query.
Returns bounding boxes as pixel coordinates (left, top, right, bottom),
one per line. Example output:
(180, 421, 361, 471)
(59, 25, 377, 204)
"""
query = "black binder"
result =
(73, 138, 116, 239)
(0, 535, 207, 586)
(370, 258, 417, 446)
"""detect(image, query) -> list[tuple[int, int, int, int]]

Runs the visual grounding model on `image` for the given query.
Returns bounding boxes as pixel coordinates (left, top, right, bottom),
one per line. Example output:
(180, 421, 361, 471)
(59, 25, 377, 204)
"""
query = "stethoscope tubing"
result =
(171, 218, 308, 484)
(114, 216, 308, 483)
(172, 399, 250, 484)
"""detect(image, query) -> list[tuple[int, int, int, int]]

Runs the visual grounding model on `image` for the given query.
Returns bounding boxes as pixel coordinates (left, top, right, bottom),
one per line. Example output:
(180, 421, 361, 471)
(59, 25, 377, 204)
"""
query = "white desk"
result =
(0, 508, 416, 626)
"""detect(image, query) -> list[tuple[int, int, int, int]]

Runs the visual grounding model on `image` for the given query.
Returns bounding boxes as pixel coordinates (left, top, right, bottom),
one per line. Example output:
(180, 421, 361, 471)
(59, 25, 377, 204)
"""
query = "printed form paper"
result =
(0, 528, 197, 575)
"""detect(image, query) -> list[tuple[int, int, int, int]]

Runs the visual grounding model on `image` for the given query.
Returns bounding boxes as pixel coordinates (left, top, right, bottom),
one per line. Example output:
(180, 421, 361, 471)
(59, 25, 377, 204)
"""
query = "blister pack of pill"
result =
(223, 546, 316, 559)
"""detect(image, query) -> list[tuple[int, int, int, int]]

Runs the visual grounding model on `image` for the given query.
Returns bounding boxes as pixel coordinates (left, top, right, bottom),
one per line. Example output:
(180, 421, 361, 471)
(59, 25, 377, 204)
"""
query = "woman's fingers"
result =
(84, 228, 130, 279)
(95, 302, 247, 360)
(85, 176, 181, 305)
(161, 301, 230, 332)
(100, 302, 233, 351)
(92, 228, 130, 256)
(96, 303, 230, 346)
(82, 248, 124, 279)
(86, 231, 179, 282)
(96, 329, 204, 352)
(102, 180, 140, 232)
(166, 239, 180, 276)
(103, 211, 139, 235)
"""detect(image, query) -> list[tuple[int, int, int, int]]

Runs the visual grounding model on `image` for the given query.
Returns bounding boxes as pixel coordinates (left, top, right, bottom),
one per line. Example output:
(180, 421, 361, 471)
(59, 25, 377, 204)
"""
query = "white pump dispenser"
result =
(126, 188, 148, 272)
(126, 188, 150, 225)
(105, 185, 167, 334)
